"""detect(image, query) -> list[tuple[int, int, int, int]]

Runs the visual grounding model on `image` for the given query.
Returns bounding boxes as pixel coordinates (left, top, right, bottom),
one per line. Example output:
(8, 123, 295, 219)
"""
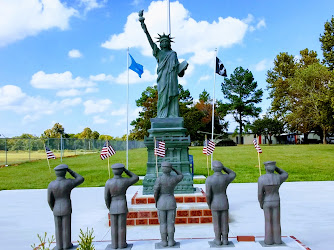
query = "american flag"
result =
(253, 138, 262, 153)
(100, 141, 116, 160)
(203, 140, 215, 155)
(154, 140, 165, 157)
(45, 146, 56, 159)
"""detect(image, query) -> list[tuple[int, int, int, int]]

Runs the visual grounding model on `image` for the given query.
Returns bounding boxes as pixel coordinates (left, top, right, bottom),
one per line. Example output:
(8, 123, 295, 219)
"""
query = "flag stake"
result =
(44, 143, 52, 174)
(154, 137, 158, 178)
(257, 136, 261, 176)
(107, 140, 111, 178)
(205, 135, 210, 176)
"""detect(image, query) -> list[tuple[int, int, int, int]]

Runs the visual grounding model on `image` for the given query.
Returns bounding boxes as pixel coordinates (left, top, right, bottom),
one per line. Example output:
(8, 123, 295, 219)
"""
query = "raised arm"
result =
(124, 168, 139, 185)
(172, 167, 183, 182)
(138, 10, 156, 51)
(67, 168, 84, 188)
(223, 166, 236, 183)
(275, 167, 288, 184)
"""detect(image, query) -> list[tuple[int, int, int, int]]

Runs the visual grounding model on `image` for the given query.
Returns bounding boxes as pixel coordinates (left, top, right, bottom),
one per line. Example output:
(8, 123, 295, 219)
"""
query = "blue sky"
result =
(0, 0, 333, 138)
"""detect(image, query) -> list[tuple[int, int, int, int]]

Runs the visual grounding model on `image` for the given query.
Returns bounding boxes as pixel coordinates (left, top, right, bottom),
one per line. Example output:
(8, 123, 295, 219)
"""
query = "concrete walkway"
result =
(0, 181, 333, 249)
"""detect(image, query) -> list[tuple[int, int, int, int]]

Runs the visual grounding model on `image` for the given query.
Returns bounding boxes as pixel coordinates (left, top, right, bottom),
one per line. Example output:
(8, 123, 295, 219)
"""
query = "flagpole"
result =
(167, 0, 171, 35)
(211, 48, 217, 168)
(107, 140, 111, 178)
(257, 136, 261, 176)
(126, 48, 129, 169)
(44, 143, 52, 174)
(154, 137, 158, 178)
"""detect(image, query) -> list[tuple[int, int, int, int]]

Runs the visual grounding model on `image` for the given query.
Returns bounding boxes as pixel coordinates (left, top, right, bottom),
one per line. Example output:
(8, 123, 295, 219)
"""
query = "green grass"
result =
(0, 149, 97, 165)
(1, 145, 333, 190)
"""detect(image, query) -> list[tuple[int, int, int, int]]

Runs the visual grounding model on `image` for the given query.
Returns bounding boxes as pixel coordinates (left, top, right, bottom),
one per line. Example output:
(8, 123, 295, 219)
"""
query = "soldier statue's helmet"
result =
(264, 161, 276, 171)
(212, 160, 224, 170)
(161, 162, 172, 168)
(111, 163, 125, 169)
(54, 164, 68, 171)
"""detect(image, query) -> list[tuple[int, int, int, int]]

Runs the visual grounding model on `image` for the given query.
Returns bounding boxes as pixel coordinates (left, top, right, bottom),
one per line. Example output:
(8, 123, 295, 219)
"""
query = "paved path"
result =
(0, 181, 333, 249)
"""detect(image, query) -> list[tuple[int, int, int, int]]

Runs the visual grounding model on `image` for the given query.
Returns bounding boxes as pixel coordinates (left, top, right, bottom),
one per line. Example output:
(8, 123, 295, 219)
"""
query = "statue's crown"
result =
(156, 33, 174, 43)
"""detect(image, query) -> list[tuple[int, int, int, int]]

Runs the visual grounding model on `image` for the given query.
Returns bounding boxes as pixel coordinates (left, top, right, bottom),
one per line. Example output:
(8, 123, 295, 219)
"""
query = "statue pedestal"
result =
(143, 118, 194, 195)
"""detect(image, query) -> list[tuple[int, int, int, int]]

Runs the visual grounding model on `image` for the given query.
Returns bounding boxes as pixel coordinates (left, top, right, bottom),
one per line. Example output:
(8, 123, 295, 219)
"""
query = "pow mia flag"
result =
(216, 57, 227, 77)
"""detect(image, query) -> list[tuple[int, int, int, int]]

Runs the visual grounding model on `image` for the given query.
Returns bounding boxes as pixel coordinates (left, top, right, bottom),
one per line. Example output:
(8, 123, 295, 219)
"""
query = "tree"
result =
(99, 135, 114, 141)
(222, 66, 263, 144)
(287, 63, 334, 143)
(78, 127, 93, 139)
(130, 85, 158, 140)
(266, 52, 296, 117)
(251, 116, 285, 144)
(266, 49, 323, 142)
(42, 123, 65, 138)
(319, 16, 334, 70)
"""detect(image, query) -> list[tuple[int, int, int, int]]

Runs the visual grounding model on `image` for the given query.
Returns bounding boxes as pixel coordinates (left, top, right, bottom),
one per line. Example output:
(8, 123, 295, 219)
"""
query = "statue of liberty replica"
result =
(138, 10, 194, 194)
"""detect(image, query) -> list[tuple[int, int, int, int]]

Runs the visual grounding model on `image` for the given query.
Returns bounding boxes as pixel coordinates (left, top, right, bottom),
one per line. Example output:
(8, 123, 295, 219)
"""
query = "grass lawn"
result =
(0, 145, 333, 190)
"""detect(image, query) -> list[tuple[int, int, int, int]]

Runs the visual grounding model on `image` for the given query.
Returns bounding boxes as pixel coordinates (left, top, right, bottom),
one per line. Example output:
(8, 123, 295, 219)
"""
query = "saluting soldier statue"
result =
(105, 163, 139, 249)
(205, 161, 236, 246)
(47, 164, 84, 250)
(258, 161, 288, 245)
(154, 162, 183, 247)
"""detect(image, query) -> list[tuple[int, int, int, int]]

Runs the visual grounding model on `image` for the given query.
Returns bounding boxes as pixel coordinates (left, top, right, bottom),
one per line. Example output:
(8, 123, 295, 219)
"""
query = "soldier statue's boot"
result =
(119, 243, 128, 248)
(167, 232, 176, 247)
(160, 233, 168, 247)
(213, 232, 222, 246)
(222, 234, 228, 245)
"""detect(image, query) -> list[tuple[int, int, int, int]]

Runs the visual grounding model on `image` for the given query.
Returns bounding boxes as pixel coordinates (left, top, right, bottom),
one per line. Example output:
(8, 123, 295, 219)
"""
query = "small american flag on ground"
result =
(203, 140, 215, 155)
(45, 146, 56, 159)
(154, 140, 165, 157)
(253, 138, 262, 153)
(100, 141, 116, 160)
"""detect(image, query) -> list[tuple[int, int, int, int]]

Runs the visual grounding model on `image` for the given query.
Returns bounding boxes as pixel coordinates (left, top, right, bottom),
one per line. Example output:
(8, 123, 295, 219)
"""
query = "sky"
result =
(0, 0, 333, 138)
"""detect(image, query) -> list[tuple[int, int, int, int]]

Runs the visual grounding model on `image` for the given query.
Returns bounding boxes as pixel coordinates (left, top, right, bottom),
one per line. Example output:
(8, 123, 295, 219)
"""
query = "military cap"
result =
(264, 161, 276, 166)
(212, 160, 224, 168)
(54, 164, 68, 171)
(161, 162, 172, 168)
(111, 163, 125, 169)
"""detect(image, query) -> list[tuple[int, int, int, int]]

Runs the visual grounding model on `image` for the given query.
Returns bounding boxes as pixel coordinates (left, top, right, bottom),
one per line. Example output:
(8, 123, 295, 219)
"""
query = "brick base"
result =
(108, 209, 213, 226)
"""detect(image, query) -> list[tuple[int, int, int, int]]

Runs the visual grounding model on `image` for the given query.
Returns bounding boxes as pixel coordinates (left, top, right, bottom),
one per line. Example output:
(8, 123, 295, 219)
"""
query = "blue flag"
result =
(129, 54, 144, 78)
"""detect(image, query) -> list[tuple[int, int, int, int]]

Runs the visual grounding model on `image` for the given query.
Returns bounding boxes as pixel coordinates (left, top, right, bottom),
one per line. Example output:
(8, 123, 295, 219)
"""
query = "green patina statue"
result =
(139, 10, 188, 118)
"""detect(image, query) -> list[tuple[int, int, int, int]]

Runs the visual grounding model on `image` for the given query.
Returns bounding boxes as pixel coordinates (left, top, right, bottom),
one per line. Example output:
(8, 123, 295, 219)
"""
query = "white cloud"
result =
(79, 0, 106, 13)
(89, 69, 156, 85)
(31, 71, 95, 89)
(85, 87, 99, 93)
(256, 19, 266, 29)
(83, 99, 113, 114)
(56, 89, 82, 97)
(111, 107, 127, 116)
(0, 0, 77, 47)
(0, 85, 26, 106)
(0, 85, 82, 122)
(252, 59, 271, 72)
(93, 115, 108, 124)
(101, 1, 262, 66)
(68, 49, 83, 58)
(56, 87, 99, 97)
(198, 75, 211, 83)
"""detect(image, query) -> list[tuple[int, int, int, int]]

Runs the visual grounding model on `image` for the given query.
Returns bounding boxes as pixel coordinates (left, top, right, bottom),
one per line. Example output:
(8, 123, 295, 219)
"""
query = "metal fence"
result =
(0, 138, 145, 166)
